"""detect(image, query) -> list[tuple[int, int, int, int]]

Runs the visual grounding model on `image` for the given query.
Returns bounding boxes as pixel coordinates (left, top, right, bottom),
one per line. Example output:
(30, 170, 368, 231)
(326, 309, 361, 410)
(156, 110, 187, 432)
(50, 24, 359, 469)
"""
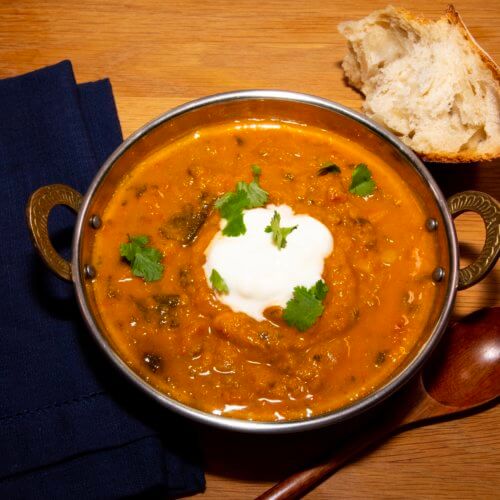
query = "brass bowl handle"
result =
(448, 191, 500, 291)
(26, 184, 83, 281)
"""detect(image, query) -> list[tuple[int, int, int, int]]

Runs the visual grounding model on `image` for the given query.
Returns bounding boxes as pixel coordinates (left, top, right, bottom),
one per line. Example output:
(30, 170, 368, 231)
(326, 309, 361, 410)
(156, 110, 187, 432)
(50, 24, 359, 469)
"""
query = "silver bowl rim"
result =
(72, 90, 459, 433)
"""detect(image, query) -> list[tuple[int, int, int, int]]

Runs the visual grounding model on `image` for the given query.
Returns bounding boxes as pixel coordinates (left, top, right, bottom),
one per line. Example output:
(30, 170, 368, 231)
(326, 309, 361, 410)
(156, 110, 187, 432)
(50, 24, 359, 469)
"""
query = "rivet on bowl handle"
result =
(26, 184, 83, 281)
(448, 190, 500, 290)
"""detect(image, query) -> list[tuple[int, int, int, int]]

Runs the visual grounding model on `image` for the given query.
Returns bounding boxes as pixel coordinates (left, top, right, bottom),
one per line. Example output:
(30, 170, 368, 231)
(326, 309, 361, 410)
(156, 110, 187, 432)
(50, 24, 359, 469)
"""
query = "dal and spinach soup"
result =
(91, 119, 438, 421)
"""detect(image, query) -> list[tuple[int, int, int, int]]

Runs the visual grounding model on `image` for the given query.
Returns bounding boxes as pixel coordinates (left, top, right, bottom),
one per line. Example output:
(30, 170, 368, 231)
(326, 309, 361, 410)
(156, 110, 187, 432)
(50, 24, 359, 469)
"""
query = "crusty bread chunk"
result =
(338, 5, 500, 162)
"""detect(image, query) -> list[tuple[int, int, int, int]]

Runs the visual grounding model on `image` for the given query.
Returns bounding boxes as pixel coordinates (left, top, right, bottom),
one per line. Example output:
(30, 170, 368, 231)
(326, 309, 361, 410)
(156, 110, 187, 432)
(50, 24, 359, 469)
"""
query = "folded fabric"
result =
(0, 61, 205, 499)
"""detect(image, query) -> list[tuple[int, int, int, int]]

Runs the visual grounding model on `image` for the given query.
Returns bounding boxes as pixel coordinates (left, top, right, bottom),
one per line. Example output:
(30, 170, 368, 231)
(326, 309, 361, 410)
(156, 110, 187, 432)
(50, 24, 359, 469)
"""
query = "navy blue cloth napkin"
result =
(0, 61, 205, 499)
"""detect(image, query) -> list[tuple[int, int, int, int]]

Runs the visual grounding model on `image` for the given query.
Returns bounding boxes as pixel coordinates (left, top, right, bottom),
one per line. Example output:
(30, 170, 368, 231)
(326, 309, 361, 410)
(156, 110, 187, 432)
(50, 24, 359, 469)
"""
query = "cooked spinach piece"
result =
(143, 353, 162, 373)
(179, 267, 194, 288)
(375, 351, 386, 367)
(159, 197, 213, 245)
(131, 295, 181, 329)
(154, 294, 180, 307)
(135, 184, 148, 198)
(154, 294, 181, 328)
(317, 163, 341, 176)
(131, 297, 152, 322)
(351, 217, 377, 249)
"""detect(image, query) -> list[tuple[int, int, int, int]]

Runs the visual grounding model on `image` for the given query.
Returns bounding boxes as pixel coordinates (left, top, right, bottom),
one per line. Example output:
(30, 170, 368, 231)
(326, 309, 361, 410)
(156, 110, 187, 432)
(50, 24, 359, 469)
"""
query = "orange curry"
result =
(91, 120, 438, 421)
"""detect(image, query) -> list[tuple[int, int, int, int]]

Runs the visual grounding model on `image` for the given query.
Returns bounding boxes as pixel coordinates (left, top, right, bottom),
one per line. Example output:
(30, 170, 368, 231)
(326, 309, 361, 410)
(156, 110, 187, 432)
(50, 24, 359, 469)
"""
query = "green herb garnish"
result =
(349, 163, 376, 196)
(215, 189, 250, 234)
(236, 164, 268, 208)
(209, 268, 229, 294)
(265, 210, 298, 250)
(251, 164, 261, 178)
(221, 210, 246, 237)
(120, 235, 164, 282)
(283, 280, 329, 332)
(310, 279, 328, 300)
(317, 162, 341, 176)
(215, 165, 269, 236)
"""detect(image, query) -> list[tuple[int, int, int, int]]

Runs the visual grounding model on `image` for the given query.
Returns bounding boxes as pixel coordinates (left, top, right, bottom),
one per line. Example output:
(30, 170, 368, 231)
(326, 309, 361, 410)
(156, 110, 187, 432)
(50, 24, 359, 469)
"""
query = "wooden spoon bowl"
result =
(424, 308, 500, 407)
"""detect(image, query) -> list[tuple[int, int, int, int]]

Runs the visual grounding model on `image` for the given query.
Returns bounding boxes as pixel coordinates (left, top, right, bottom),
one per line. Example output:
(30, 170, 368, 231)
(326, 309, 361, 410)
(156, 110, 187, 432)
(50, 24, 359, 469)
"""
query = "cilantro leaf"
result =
(214, 192, 234, 211)
(216, 166, 269, 236)
(236, 180, 268, 208)
(311, 279, 329, 300)
(120, 235, 147, 262)
(236, 165, 268, 208)
(317, 162, 341, 176)
(215, 190, 250, 236)
(215, 189, 249, 219)
(251, 164, 261, 178)
(209, 268, 229, 294)
(132, 235, 148, 246)
(349, 163, 376, 197)
(265, 210, 298, 250)
(120, 235, 164, 282)
(223, 211, 247, 237)
(132, 251, 164, 282)
(283, 280, 329, 332)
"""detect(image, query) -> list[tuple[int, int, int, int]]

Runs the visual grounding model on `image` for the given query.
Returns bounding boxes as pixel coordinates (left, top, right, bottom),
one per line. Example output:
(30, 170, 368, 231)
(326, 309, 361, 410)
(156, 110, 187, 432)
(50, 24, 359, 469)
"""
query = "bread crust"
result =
(420, 150, 498, 163)
(446, 5, 500, 82)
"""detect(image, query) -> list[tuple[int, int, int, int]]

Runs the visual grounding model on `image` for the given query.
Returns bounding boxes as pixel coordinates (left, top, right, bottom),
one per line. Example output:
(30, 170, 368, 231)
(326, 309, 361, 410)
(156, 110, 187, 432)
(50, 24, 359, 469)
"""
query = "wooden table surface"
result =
(1, 0, 498, 498)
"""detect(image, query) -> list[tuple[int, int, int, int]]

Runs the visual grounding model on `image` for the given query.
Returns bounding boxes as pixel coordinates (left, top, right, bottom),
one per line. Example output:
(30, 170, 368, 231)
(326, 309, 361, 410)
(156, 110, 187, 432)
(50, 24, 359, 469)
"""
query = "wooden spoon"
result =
(257, 307, 500, 500)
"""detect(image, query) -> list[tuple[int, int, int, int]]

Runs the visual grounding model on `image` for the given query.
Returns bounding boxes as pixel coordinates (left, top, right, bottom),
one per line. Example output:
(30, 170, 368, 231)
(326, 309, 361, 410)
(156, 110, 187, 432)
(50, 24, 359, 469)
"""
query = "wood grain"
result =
(1, 1, 498, 498)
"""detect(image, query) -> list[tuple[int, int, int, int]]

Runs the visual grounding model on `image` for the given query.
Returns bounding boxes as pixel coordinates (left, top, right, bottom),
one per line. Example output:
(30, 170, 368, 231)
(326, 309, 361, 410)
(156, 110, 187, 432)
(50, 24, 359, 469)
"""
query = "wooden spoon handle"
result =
(256, 423, 393, 500)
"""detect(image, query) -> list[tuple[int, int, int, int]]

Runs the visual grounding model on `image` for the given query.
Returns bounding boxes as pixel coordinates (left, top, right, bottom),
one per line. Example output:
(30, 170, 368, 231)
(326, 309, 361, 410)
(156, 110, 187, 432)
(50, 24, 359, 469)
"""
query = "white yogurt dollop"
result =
(203, 204, 333, 321)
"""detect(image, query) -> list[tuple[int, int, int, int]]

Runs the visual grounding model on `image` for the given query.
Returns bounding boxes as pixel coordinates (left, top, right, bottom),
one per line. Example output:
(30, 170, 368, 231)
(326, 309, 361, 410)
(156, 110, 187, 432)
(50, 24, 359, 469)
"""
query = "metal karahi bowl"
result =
(26, 91, 500, 433)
